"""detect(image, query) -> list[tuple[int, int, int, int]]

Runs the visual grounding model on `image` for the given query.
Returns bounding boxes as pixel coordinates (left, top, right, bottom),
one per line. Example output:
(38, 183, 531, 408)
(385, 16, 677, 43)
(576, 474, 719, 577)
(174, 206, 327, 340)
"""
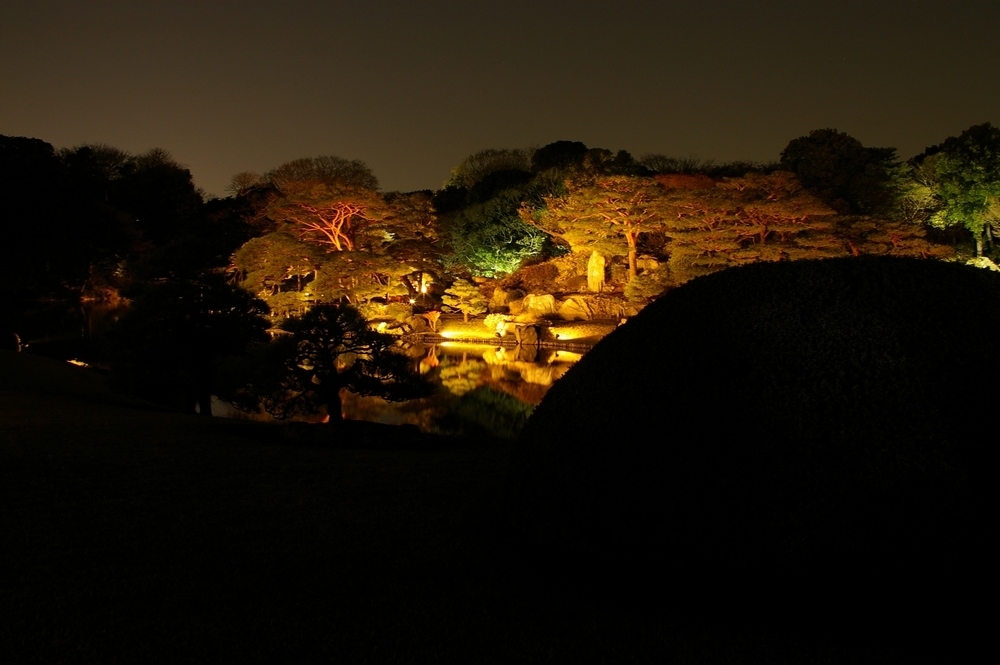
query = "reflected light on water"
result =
(550, 350, 584, 363)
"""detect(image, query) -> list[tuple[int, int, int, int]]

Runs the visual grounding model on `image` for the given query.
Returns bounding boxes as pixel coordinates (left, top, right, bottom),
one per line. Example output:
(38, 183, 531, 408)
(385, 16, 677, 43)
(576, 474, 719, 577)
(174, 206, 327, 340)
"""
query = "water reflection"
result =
(343, 342, 583, 438)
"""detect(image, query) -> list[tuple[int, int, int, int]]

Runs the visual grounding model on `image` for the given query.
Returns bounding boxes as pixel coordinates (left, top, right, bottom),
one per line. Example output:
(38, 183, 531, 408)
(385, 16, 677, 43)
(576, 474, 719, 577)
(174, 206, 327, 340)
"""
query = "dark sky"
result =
(2, 0, 997, 196)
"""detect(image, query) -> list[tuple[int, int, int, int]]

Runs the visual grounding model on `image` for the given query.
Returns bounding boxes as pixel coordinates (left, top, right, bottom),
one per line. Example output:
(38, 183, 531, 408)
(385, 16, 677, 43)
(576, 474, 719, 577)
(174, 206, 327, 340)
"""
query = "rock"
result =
(587, 251, 606, 292)
(514, 324, 539, 346)
(404, 315, 430, 333)
(491, 287, 524, 309)
(521, 294, 558, 317)
(557, 297, 593, 321)
(512, 344, 539, 363)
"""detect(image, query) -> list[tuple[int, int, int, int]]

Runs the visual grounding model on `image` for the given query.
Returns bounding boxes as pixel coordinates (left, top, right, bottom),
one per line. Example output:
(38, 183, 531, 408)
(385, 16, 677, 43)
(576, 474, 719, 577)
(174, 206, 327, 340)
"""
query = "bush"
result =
(508, 256, 999, 621)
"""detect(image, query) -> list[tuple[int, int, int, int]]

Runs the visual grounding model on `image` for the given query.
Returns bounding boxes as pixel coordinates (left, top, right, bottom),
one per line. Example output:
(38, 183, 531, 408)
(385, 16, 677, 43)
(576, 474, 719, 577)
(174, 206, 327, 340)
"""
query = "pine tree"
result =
(442, 279, 488, 323)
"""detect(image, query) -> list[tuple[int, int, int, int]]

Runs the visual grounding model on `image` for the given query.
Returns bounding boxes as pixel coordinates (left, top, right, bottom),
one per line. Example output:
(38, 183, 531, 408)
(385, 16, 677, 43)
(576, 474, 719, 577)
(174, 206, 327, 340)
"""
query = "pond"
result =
(208, 339, 592, 439)
(8, 300, 613, 440)
(343, 340, 588, 439)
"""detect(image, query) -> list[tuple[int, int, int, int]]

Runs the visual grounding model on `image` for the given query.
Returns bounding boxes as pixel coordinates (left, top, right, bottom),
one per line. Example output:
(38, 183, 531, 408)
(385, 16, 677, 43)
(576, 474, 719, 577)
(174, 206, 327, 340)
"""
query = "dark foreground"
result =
(0, 351, 954, 663)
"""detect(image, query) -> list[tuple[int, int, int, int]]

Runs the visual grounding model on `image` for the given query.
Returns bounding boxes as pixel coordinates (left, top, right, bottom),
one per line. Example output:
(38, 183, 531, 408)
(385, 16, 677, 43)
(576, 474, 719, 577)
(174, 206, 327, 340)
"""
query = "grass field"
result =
(1, 350, 918, 663)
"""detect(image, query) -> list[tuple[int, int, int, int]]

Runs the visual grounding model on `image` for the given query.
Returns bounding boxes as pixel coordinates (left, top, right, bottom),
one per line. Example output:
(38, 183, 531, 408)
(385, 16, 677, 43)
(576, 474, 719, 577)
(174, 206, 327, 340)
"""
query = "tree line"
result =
(3, 123, 998, 423)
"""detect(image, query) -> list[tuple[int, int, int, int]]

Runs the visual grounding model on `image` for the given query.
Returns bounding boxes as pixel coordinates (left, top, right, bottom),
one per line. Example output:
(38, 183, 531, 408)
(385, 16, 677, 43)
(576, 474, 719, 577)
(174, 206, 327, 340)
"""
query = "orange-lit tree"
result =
(268, 181, 384, 252)
(835, 217, 955, 260)
(659, 172, 839, 284)
(526, 176, 666, 281)
(442, 279, 489, 322)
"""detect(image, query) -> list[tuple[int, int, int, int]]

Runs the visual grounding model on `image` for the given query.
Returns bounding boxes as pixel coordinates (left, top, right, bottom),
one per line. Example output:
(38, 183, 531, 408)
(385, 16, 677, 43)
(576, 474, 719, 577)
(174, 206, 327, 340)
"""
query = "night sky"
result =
(2, 0, 997, 196)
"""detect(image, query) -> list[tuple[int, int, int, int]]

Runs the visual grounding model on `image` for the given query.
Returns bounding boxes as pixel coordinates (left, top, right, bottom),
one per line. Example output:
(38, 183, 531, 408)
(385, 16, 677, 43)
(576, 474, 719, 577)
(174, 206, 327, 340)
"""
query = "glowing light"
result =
(409, 298, 416, 304)
(66, 359, 89, 367)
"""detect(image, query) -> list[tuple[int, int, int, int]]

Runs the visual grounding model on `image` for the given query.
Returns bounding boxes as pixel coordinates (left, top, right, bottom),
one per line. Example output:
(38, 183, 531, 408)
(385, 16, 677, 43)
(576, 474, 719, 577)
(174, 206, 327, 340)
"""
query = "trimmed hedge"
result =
(507, 256, 998, 616)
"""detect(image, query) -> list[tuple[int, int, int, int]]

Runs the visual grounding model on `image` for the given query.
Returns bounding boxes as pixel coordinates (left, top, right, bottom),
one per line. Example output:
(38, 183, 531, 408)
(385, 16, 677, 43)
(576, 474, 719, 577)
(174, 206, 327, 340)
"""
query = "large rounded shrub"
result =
(508, 256, 997, 615)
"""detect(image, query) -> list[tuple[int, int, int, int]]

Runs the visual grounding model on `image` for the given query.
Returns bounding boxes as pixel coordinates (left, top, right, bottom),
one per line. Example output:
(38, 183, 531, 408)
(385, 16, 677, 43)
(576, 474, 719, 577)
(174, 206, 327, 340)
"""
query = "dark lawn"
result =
(2, 351, 904, 663)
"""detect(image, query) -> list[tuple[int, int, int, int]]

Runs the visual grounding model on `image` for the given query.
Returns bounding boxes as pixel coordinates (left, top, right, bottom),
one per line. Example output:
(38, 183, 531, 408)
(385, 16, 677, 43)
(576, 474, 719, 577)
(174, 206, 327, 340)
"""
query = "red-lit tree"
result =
(268, 181, 384, 252)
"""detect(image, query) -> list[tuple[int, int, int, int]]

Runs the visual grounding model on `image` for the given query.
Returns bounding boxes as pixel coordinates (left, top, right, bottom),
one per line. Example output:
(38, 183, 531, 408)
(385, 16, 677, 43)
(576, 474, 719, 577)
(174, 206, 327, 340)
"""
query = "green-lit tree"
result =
(913, 123, 1000, 257)
(447, 189, 547, 277)
(442, 279, 488, 322)
(226, 305, 432, 423)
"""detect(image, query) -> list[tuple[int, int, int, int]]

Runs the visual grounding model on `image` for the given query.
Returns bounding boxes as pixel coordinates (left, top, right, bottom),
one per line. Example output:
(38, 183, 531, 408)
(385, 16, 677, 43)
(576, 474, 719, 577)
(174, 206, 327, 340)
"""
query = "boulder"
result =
(521, 294, 558, 317)
(404, 315, 430, 333)
(586, 251, 606, 292)
(557, 297, 593, 321)
(491, 287, 524, 309)
(508, 256, 999, 623)
(513, 324, 539, 346)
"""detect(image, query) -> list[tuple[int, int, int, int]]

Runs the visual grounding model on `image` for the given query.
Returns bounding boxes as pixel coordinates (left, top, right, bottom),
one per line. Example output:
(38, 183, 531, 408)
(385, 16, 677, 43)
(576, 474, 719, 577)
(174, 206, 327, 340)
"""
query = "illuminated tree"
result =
(309, 251, 418, 306)
(372, 190, 445, 299)
(659, 173, 839, 284)
(442, 279, 488, 322)
(230, 231, 323, 298)
(914, 123, 1000, 257)
(226, 305, 432, 423)
(447, 189, 547, 277)
(268, 181, 384, 252)
(836, 217, 955, 260)
(528, 176, 667, 281)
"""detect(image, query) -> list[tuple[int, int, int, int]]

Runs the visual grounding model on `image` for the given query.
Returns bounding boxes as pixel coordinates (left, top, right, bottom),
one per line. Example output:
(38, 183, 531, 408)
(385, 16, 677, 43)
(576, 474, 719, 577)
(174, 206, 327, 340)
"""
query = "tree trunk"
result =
(626, 232, 639, 281)
(324, 388, 345, 422)
(463, 311, 469, 323)
(400, 275, 417, 300)
(196, 393, 213, 417)
(976, 233, 984, 257)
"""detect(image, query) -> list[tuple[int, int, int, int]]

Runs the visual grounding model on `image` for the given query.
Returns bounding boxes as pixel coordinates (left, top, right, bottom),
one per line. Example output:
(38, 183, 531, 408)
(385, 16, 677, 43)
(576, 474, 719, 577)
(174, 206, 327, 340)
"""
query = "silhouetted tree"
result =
(448, 147, 534, 189)
(531, 140, 589, 172)
(780, 128, 899, 215)
(226, 305, 432, 422)
(265, 156, 379, 191)
(106, 274, 271, 414)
